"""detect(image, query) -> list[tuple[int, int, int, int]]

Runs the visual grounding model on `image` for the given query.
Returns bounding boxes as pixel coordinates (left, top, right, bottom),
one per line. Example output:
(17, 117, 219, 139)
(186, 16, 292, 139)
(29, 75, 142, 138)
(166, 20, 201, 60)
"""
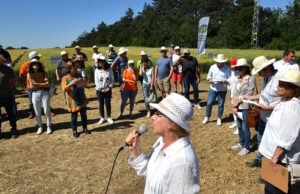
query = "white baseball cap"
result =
(160, 46, 167, 51)
(60, 51, 68, 56)
(29, 51, 41, 59)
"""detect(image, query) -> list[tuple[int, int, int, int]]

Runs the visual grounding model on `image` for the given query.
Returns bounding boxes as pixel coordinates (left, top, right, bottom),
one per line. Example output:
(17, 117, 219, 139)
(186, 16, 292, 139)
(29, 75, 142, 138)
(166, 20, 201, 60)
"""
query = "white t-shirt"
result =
(92, 52, 102, 65)
(172, 53, 182, 73)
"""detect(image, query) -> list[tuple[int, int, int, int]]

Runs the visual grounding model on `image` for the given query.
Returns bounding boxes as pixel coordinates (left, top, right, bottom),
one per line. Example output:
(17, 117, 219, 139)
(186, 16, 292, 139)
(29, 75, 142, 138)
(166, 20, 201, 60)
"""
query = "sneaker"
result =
(73, 131, 79, 138)
(98, 117, 105, 125)
(231, 143, 242, 150)
(239, 148, 250, 156)
(195, 103, 202, 109)
(11, 130, 18, 139)
(28, 114, 35, 119)
(51, 112, 56, 117)
(84, 128, 91, 134)
(234, 128, 239, 135)
(229, 123, 237, 128)
(37, 127, 43, 135)
(202, 117, 209, 124)
(217, 118, 222, 126)
(246, 159, 261, 168)
(47, 127, 52, 134)
(107, 117, 114, 124)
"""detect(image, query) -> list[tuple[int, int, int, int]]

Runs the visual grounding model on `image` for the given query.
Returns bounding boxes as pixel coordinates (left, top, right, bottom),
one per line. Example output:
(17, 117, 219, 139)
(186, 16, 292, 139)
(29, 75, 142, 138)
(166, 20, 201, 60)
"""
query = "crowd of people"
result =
(0, 44, 300, 193)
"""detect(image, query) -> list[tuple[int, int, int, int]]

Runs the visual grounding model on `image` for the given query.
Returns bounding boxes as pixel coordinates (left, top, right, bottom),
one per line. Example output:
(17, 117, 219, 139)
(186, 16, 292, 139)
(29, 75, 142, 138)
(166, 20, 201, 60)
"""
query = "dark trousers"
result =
(71, 107, 87, 132)
(0, 96, 17, 132)
(96, 89, 112, 118)
(183, 77, 199, 104)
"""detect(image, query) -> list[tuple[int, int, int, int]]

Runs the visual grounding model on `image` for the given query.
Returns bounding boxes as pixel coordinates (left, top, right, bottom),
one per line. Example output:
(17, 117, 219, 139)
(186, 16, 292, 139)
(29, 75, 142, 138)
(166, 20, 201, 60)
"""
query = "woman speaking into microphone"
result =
(125, 93, 200, 194)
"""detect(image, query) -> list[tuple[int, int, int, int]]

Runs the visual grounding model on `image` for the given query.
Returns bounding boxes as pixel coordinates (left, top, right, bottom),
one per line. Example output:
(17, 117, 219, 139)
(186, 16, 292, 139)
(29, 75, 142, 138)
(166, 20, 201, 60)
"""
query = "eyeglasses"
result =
(154, 111, 165, 117)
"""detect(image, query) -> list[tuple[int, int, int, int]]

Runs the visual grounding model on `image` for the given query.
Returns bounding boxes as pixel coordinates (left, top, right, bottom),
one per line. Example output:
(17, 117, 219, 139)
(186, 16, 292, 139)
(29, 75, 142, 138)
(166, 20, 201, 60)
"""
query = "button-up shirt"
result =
(259, 71, 281, 122)
(94, 68, 114, 90)
(207, 63, 231, 91)
(128, 136, 200, 194)
(273, 59, 299, 76)
(259, 98, 300, 164)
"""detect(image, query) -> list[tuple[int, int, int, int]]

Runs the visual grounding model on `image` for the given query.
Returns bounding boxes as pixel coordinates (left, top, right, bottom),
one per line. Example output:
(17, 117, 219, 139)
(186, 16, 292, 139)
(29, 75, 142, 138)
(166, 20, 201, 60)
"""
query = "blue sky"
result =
(0, 0, 294, 49)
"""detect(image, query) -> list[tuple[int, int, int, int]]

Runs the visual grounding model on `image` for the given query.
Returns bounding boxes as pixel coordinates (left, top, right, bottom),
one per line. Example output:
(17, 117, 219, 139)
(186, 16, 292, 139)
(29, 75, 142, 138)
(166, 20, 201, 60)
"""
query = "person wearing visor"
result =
(126, 93, 200, 193)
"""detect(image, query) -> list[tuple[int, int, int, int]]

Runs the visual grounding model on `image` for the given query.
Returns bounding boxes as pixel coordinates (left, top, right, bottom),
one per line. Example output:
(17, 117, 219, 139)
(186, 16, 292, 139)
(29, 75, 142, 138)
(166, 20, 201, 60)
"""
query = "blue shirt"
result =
(113, 56, 128, 71)
(156, 57, 173, 79)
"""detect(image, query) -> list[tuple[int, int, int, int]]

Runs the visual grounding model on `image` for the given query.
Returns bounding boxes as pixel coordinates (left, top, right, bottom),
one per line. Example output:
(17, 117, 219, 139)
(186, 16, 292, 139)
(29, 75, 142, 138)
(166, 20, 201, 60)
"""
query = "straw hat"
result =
(230, 58, 238, 69)
(252, 56, 276, 75)
(28, 51, 41, 59)
(75, 45, 81, 49)
(235, 58, 251, 68)
(108, 44, 114, 48)
(92, 45, 99, 49)
(150, 93, 194, 131)
(118, 47, 128, 55)
(140, 51, 147, 56)
(214, 54, 228, 63)
(160, 46, 167, 51)
(60, 51, 68, 56)
(275, 69, 300, 87)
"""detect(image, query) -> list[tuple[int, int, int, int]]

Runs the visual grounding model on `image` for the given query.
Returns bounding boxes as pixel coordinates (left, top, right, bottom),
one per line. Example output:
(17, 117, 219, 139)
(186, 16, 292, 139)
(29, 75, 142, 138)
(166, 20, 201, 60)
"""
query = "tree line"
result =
(71, 0, 300, 50)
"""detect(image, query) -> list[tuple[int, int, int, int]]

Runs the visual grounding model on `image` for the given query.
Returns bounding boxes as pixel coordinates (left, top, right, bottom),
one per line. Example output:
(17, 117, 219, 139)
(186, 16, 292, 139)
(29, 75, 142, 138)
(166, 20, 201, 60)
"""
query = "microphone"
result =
(120, 125, 148, 150)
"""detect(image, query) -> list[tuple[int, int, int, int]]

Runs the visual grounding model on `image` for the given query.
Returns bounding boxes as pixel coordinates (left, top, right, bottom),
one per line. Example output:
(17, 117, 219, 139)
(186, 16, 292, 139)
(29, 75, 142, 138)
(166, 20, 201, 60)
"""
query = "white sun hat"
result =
(235, 58, 251, 68)
(29, 51, 41, 59)
(275, 69, 300, 87)
(140, 51, 147, 55)
(214, 54, 228, 63)
(92, 45, 99, 49)
(174, 46, 180, 50)
(108, 44, 114, 48)
(160, 46, 167, 51)
(252, 56, 276, 75)
(60, 51, 68, 56)
(118, 47, 128, 55)
(150, 93, 194, 131)
(128, 60, 135, 65)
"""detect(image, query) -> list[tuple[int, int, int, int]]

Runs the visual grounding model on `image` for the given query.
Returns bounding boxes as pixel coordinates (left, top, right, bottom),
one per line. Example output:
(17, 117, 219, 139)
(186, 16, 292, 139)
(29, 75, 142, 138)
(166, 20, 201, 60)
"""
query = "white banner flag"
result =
(197, 17, 210, 55)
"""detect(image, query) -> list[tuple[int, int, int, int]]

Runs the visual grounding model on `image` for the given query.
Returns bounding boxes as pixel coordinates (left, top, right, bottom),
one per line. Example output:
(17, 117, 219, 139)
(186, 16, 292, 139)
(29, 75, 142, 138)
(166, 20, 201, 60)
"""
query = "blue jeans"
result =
(27, 88, 35, 115)
(142, 84, 156, 112)
(237, 110, 251, 149)
(96, 89, 112, 118)
(117, 69, 124, 86)
(206, 89, 227, 118)
(256, 117, 266, 161)
(71, 107, 87, 132)
(183, 77, 199, 104)
(0, 96, 17, 131)
(120, 90, 138, 113)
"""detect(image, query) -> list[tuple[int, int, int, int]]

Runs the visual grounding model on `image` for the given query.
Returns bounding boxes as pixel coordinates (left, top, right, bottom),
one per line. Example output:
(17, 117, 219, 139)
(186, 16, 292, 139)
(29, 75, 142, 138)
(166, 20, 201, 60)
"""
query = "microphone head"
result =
(137, 124, 148, 136)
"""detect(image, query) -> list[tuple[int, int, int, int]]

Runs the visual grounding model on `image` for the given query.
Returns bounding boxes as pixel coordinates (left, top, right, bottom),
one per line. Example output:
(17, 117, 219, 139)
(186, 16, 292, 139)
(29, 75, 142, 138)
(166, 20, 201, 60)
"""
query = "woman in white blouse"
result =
(126, 93, 200, 194)
(258, 69, 300, 193)
(95, 56, 114, 125)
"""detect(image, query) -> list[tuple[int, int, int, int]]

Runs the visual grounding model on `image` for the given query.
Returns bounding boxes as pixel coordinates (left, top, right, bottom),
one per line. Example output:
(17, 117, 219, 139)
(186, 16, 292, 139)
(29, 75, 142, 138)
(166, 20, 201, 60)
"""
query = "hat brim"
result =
(235, 64, 251, 68)
(118, 49, 128, 55)
(214, 59, 228, 63)
(274, 76, 300, 87)
(149, 103, 191, 131)
(252, 58, 276, 75)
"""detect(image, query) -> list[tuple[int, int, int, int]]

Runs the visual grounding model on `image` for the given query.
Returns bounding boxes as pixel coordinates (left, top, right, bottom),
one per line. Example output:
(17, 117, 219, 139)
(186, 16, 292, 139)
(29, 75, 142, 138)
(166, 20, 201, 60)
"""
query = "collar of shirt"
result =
(159, 136, 190, 158)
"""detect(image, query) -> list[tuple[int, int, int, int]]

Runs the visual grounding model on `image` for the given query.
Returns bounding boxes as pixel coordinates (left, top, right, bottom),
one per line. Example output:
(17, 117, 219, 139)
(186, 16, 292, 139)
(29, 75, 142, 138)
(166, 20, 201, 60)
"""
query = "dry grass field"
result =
(1, 76, 275, 194)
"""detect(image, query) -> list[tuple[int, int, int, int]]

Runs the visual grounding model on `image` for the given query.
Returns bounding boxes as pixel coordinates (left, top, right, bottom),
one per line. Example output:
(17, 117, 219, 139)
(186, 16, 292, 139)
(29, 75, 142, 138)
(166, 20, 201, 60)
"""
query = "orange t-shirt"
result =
(19, 60, 46, 88)
(122, 69, 138, 91)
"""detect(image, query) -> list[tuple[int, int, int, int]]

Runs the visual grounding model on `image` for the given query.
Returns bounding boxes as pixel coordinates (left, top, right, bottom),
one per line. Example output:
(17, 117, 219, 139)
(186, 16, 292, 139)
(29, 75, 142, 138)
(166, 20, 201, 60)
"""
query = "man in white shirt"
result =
(202, 54, 231, 126)
(273, 49, 299, 75)
(92, 45, 102, 71)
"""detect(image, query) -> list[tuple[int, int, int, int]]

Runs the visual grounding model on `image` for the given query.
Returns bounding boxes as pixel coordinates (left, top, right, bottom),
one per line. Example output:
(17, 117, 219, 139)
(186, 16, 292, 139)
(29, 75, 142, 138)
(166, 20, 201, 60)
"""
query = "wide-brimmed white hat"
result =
(235, 58, 251, 68)
(160, 46, 167, 51)
(252, 56, 276, 75)
(150, 93, 194, 131)
(140, 51, 147, 55)
(108, 44, 114, 48)
(118, 47, 128, 55)
(214, 54, 228, 63)
(29, 51, 41, 59)
(275, 69, 300, 87)
(92, 45, 99, 49)
(60, 51, 68, 56)
(174, 46, 180, 50)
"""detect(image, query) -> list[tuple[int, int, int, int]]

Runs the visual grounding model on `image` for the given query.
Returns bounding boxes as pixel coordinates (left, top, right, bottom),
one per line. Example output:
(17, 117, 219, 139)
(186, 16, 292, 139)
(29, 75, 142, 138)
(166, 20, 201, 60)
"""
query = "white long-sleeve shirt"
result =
(128, 136, 200, 194)
(94, 68, 114, 90)
(259, 98, 300, 164)
(207, 64, 231, 91)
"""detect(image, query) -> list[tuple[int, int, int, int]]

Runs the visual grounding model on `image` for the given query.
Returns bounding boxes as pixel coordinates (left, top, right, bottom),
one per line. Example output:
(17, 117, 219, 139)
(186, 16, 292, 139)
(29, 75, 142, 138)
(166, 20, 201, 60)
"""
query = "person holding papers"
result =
(202, 54, 231, 126)
(230, 59, 256, 156)
(258, 69, 300, 193)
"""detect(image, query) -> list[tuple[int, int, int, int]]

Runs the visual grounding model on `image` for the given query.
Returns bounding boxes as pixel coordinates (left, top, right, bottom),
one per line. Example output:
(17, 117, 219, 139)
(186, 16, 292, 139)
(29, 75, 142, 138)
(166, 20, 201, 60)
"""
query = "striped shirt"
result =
(61, 74, 88, 112)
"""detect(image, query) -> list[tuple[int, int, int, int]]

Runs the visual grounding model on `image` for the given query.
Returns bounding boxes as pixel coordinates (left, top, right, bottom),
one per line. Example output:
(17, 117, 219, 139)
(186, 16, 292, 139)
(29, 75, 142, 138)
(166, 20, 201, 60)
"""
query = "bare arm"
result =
(270, 147, 285, 172)
(168, 66, 173, 80)
(56, 69, 60, 82)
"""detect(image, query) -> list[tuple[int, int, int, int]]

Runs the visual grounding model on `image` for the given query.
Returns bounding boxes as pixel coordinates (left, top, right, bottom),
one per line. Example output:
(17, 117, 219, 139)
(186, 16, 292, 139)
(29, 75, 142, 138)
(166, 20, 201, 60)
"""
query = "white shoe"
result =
(217, 118, 222, 126)
(195, 103, 202, 109)
(229, 123, 237, 129)
(234, 128, 239, 135)
(202, 117, 209, 124)
(239, 148, 250, 156)
(231, 143, 242, 150)
(98, 117, 105, 125)
(37, 127, 43, 135)
(107, 117, 114, 124)
(47, 127, 52, 134)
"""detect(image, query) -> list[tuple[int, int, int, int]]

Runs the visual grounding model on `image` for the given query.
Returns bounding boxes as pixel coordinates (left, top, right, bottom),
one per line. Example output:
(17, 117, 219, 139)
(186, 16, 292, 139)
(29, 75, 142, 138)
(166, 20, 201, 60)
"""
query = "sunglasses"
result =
(235, 67, 245, 71)
(154, 111, 165, 117)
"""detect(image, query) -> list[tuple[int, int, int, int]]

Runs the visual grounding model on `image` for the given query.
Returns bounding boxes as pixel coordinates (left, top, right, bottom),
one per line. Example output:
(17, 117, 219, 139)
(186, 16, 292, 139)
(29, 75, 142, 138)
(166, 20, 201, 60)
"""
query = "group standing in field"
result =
(0, 45, 300, 193)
